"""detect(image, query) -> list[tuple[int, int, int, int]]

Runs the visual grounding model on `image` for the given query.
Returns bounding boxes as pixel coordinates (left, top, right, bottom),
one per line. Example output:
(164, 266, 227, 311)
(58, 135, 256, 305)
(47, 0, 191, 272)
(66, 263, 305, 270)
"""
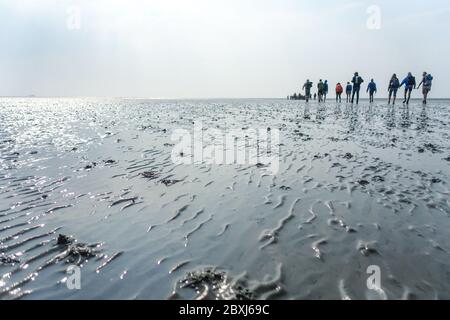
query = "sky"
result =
(1, 0, 450, 98)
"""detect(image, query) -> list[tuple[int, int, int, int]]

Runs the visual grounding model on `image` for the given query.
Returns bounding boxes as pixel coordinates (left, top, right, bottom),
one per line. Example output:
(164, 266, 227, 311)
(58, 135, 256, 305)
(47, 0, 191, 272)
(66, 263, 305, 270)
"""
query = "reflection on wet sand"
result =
(0, 98, 449, 300)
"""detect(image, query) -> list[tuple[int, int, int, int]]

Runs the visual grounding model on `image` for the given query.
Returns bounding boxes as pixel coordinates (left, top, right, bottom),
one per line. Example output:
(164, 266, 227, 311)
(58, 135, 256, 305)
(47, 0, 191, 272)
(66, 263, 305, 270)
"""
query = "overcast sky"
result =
(1, 0, 449, 98)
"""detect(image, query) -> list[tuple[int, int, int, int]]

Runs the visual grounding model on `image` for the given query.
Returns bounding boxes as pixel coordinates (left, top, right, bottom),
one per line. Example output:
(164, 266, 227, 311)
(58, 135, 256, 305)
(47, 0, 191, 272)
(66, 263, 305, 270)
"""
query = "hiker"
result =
(351, 72, 364, 104)
(367, 79, 377, 103)
(303, 79, 313, 102)
(345, 82, 352, 103)
(388, 74, 400, 105)
(400, 72, 416, 105)
(317, 80, 324, 102)
(336, 83, 343, 103)
(323, 80, 329, 102)
(417, 71, 433, 104)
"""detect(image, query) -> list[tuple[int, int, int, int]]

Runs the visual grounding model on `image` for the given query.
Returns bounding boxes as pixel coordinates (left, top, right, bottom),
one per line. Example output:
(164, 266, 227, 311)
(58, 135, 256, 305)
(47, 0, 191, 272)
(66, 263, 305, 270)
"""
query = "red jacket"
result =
(336, 84, 343, 93)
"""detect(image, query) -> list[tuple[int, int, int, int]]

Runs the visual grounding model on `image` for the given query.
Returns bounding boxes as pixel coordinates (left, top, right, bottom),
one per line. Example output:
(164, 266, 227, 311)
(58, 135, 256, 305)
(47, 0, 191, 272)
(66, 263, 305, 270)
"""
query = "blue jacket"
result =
(346, 84, 352, 92)
(367, 82, 377, 92)
(400, 75, 416, 88)
(323, 81, 329, 93)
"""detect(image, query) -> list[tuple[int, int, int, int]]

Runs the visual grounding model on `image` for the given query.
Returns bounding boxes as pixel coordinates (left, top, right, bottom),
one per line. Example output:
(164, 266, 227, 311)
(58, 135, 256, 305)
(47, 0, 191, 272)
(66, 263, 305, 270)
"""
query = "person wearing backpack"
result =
(317, 80, 324, 103)
(345, 82, 352, 103)
(417, 71, 433, 104)
(336, 83, 343, 103)
(367, 79, 377, 103)
(400, 72, 416, 105)
(351, 72, 364, 104)
(388, 74, 400, 105)
(323, 80, 329, 102)
(303, 79, 313, 102)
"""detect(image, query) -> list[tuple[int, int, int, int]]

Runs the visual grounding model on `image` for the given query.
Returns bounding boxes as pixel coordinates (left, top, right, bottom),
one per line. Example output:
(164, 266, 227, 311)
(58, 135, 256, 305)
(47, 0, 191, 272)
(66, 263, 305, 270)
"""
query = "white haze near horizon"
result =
(1, 0, 450, 98)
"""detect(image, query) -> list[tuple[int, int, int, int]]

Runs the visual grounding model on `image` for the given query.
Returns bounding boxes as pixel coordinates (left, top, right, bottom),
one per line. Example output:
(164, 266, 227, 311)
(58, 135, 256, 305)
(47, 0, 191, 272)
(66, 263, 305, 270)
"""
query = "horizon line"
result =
(1, 96, 450, 100)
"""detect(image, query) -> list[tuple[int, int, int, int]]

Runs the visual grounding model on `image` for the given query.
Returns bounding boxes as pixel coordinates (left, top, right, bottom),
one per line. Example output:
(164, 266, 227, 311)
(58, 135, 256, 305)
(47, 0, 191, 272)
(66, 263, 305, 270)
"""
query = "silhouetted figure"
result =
(388, 74, 400, 105)
(317, 80, 324, 102)
(345, 82, 352, 103)
(417, 71, 433, 105)
(367, 79, 377, 103)
(336, 83, 343, 103)
(303, 80, 313, 102)
(400, 72, 416, 105)
(351, 72, 364, 104)
(323, 80, 329, 102)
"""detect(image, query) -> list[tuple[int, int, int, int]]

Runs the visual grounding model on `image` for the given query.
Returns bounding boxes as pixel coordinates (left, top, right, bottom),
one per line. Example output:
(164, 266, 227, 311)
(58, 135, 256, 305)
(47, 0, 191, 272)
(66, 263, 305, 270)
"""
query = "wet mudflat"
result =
(0, 97, 449, 300)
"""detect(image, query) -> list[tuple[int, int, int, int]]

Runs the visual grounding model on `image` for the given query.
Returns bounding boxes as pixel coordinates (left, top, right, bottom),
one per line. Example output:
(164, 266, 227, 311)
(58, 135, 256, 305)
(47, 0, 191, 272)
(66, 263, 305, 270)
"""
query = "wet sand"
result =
(0, 98, 449, 300)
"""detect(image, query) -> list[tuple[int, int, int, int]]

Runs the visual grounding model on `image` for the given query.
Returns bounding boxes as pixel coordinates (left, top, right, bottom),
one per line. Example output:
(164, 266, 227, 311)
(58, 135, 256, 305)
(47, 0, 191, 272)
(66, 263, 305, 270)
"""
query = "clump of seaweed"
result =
(0, 254, 20, 265)
(178, 267, 253, 300)
(141, 171, 159, 180)
(55, 234, 102, 265)
(160, 179, 181, 186)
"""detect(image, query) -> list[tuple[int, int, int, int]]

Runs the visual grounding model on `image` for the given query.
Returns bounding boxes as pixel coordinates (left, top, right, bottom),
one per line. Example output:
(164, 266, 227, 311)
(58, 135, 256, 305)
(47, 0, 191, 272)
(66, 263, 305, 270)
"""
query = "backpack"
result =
(391, 78, 399, 88)
(424, 74, 433, 87)
(407, 76, 415, 86)
(336, 84, 343, 93)
(394, 79, 400, 87)
(318, 83, 324, 91)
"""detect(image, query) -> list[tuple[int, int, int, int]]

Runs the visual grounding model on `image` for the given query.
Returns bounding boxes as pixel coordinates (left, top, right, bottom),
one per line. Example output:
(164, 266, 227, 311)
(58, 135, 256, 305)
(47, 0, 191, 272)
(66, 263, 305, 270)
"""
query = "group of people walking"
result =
(300, 72, 433, 105)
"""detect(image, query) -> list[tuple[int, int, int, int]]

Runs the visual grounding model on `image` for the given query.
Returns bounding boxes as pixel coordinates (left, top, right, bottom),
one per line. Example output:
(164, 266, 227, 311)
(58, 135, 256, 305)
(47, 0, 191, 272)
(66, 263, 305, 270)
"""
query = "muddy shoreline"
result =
(1, 98, 449, 299)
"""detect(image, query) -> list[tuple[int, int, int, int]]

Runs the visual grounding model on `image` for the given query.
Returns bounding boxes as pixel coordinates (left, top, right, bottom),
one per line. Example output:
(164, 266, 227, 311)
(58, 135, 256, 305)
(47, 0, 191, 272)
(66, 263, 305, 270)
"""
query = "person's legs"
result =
(406, 88, 412, 104)
(423, 88, 429, 104)
(393, 89, 397, 105)
(351, 90, 356, 104)
(403, 88, 408, 104)
(356, 89, 360, 104)
(388, 90, 392, 104)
